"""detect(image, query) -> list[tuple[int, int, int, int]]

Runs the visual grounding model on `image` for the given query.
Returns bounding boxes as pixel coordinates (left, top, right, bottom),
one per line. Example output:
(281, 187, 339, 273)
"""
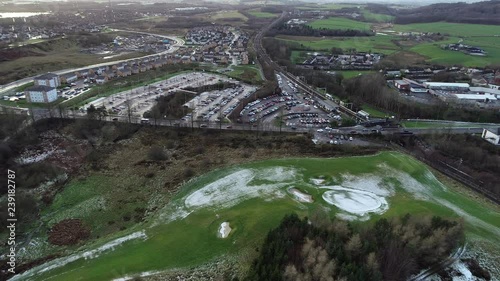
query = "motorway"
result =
(0, 30, 184, 96)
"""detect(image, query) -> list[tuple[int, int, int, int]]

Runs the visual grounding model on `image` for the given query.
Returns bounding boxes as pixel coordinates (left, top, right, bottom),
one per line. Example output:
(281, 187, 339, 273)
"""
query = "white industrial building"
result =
(34, 73, 61, 88)
(482, 128, 500, 145)
(25, 85, 58, 103)
(454, 93, 498, 102)
(423, 82, 470, 90)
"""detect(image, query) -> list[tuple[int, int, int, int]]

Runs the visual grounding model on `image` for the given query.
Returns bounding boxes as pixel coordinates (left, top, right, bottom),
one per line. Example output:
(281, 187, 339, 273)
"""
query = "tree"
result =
(345, 234, 362, 259)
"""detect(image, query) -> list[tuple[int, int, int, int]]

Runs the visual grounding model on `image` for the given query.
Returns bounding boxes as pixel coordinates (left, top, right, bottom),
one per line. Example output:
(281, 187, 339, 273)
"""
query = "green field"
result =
(225, 65, 263, 84)
(361, 9, 394, 23)
(401, 120, 498, 129)
(339, 70, 376, 79)
(210, 10, 248, 21)
(278, 35, 401, 54)
(279, 18, 500, 67)
(298, 3, 361, 10)
(394, 22, 500, 37)
(361, 104, 390, 117)
(16, 152, 500, 281)
(247, 10, 278, 18)
(307, 17, 371, 31)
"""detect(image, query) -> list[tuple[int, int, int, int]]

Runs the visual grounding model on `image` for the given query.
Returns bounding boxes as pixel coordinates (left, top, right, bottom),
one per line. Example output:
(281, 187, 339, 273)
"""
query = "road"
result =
(252, 12, 363, 122)
(0, 30, 184, 96)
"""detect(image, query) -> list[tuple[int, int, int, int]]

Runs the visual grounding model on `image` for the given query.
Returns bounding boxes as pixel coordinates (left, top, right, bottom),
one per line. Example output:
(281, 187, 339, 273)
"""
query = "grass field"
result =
(401, 121, 497, 128)
(17, 152, 500, 281)
(278, 35, 401, 54)
(278, 18, 500, 67)
(339, 70, 376, 79)
(361, 104, 389, 117)
(210, 10, 248, 21)
(394, 22, 500, 37)
(225, 65, 263, 84)
(307, 17, 371, 31)
(361, 9, 394, 23)
(0, 37, 148, 85)
(298, 3, 361, 10)
(247, 10, 278, 18)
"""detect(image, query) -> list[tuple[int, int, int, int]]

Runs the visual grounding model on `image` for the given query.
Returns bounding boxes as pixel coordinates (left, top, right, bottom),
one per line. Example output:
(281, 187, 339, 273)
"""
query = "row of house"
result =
(300, 53, 382, 70)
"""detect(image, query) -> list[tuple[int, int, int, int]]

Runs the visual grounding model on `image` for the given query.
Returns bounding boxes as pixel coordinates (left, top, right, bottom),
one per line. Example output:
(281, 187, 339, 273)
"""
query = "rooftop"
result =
(35, 73, 59, 80)
(26, 85, 55, 92)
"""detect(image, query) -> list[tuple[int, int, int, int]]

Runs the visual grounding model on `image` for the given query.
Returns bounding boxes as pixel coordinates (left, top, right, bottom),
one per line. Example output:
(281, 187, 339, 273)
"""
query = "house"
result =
(103, 71, 115, 79)
(385, 70, 401, 78)
(34, 73, 60, 88)
(76, 69, 89, 78)
(117, 67, 131, 77)
(394, 80, 410, 90)
(131, 66, 140, 74)
(61, 73, 78, 84)
(96, 76, 108, 84)
(481, 128, 500, 145)
(25, 85, 57, 103)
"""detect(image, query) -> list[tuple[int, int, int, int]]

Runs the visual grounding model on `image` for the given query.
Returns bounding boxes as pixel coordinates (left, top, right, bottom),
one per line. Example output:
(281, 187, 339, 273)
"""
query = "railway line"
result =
(253, 12, 364, 121)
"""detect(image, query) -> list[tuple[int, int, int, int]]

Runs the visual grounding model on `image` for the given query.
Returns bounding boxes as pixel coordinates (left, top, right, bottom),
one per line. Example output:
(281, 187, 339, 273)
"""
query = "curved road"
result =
(0, 30, 185, 95)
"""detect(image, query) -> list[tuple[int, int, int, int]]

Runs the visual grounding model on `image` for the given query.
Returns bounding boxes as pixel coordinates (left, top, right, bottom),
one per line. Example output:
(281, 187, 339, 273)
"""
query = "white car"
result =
(349, 137, 353, 141)
(317, 129, 324, 133)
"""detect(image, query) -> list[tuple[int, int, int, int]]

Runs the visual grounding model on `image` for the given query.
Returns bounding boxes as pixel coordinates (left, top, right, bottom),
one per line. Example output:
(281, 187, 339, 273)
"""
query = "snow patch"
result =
(11, 231, 148, 281)
(218, 222, 232, 238)
(311, 178, 325, 185)
(322, 186, 388, 217)
(289, 188, 313, 203)
(160, 167, 296, 222)
(112, 270, 162, 281)
(451, 260, 474, 281)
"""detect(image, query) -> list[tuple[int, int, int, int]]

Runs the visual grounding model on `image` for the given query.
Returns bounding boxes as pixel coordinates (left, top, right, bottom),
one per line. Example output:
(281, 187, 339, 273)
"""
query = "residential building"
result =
(34, 73, 61, 88)
(25, 85, 57, 103)
(61, 73, 78, 84)
(96, 76, 108, 84)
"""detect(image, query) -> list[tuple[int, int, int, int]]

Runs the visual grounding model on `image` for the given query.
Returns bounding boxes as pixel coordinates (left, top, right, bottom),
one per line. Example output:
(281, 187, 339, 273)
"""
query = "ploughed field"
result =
(14, 152, 500, 280)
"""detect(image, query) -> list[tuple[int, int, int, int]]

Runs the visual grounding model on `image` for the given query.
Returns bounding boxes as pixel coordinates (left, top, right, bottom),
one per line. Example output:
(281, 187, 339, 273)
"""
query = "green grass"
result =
(401, 121, 496, 128)
(225, 65, 263, 84)
(361, 9, 394, 23)
(360, 104, 389, 118)
(339, 70, 376, 79)
(210, 10, 248, 21)
(298, 3, 361, 10)
(26, 152, 500, 280)
(278, 35, 400, 54)
(307, 17, 371, 31)
(247, 10, 278, 18)
(394, 22, 500, 37)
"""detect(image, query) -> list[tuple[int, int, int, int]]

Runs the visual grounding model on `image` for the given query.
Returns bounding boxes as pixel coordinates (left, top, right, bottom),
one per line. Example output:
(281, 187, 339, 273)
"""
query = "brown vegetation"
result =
(48, 219, 91, 246)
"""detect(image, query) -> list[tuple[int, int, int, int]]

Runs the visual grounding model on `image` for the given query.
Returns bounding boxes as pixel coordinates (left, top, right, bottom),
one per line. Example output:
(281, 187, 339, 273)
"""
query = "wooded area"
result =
(245, 213, 464, 281)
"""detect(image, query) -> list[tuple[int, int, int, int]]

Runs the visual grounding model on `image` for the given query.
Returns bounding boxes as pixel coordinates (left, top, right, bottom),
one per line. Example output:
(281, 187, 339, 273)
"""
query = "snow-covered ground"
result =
(218, 222, 232, 238)
(158, 167, 298, 223)
(322, 187, 388, 217)
(289, 188, 313, 203)
(11, 231, 148, 281)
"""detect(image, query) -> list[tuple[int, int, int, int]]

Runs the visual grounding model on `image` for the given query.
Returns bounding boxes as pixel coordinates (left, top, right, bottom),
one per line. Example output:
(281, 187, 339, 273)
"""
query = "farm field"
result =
(15, 152, 500, 281)
(247, 10, 278, 18)
(277, 35, 401, 54)
(307, 17, 371, 31)
(394, 22, 500, 37)
(361, 9, 394, 23)
(209, 10, 248, 22)
(277, 19, 500, 67)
